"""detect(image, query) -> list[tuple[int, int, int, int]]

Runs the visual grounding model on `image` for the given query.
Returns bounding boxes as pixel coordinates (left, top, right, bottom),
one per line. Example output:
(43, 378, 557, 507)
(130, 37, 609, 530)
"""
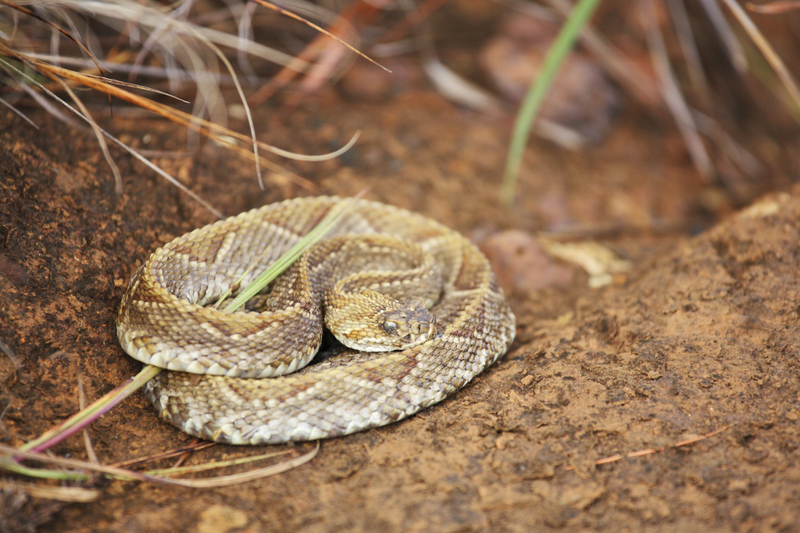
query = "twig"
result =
(170, 439, 200, 470)
(51, 74, 124, 194)
(746, 1, 800, 14)
(145, 448, 297, 477)
(0, 0, 103, 73)
(564, 425, 730, 470)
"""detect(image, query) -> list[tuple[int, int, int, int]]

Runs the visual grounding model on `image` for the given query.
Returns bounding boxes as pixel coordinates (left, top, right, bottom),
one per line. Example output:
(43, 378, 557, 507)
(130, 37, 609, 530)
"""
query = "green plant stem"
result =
(0, 455, 91, 481)
(18, 365, 162, 454)
(222, 194, 364, 313)
(10, 195, 362, 482)
(500, 0, 603, 207)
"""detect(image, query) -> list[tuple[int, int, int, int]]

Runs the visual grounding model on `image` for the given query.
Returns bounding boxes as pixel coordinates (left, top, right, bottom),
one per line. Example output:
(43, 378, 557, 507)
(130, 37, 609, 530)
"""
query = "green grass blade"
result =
(499, 0, 603, 207)
(11, 195, 363, 482)
(144, 449, 291, 477)
(18, 365, 162, 454)
(0, 455, 91, 481)
(222, 195, 362, 313)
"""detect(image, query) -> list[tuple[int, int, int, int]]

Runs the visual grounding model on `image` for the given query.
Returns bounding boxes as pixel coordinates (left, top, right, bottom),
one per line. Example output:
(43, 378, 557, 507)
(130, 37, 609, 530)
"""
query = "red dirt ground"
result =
(1, 73, 799, 531)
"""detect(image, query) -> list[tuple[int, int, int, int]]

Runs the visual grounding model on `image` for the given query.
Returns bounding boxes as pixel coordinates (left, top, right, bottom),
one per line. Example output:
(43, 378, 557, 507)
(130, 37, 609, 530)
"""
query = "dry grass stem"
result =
(640, 0, 712, 180)
(0, 94, 39, 127)
(692, 110, 763, 179)
(0, 479, 100, 503)
(699, 0, 748, 72)
(76, 374, 100, 468)
(665, 0, 711, 104)
(0, 442, 319, 488)
(721, 0, 800, 114)
(249, 0, 365, 105)
(1, 1, 363, 201)
(564, 425, 730, 470)
(109, 442, 217, 469)
(0, 338, 21, 369)
(746, 1, 800, 14)
(0, 53, 225, 217)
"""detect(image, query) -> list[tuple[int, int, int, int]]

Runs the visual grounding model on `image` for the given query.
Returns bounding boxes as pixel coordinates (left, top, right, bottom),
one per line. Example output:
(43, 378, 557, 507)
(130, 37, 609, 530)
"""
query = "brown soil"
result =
(1, 82, 799, 532)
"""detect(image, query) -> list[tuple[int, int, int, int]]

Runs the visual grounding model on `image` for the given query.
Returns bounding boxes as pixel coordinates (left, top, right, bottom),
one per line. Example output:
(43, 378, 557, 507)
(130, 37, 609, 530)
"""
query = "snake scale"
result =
(117, 197, 515, 445)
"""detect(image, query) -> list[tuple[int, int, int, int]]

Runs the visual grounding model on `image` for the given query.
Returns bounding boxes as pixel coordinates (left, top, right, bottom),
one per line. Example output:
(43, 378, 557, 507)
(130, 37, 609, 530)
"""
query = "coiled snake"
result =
(117, 197, 515, 445)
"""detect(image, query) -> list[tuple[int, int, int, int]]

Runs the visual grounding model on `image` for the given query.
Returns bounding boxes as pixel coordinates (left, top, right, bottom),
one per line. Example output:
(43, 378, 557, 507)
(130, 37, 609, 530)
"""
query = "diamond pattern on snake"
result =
(117, 196, 516, 445)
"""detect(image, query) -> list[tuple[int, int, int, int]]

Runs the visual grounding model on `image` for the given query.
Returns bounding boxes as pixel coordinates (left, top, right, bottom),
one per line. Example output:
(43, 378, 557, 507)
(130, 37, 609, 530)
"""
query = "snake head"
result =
(324, 290, 438, 352)
(378, 297, 437, 349)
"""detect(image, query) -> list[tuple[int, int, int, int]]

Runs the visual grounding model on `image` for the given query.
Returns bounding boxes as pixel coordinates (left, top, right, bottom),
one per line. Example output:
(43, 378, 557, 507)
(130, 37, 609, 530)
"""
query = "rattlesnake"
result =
(117, 197, 515, 445)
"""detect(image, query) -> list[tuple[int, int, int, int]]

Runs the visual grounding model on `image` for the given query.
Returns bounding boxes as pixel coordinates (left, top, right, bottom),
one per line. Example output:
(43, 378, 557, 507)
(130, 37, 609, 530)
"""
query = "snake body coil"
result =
(117, 197, 515, 445)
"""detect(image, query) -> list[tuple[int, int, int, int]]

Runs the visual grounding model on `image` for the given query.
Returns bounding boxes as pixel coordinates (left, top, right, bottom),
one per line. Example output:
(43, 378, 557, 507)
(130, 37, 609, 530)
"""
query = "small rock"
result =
(479, 229, 574, 294)
(196, 504, 248, 533)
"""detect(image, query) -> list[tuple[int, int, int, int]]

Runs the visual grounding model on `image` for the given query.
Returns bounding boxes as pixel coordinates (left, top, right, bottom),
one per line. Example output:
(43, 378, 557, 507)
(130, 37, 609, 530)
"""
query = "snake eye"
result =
(382, 321, 398, 334)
